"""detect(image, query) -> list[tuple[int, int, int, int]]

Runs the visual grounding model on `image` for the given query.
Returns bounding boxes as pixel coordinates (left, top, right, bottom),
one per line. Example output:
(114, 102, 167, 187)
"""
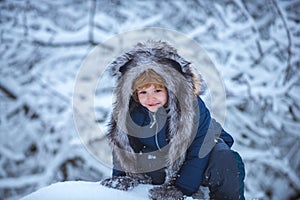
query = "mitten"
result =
(100, 176, 138, 191)
(149, 184, 184, 200)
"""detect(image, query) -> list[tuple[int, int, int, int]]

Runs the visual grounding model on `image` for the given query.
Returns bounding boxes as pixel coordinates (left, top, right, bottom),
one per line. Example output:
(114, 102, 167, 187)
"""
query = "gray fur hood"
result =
(107, 40, 203, 183)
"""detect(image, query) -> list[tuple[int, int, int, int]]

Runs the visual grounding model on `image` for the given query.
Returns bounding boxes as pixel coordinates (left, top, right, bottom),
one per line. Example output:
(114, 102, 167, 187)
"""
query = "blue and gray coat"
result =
(113, 96, 233, 195)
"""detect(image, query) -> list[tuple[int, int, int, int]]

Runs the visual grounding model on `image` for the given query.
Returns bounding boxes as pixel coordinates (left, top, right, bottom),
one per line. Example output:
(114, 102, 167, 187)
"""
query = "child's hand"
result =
(100, 176, 138, 191)
(149, 184, 184, 200)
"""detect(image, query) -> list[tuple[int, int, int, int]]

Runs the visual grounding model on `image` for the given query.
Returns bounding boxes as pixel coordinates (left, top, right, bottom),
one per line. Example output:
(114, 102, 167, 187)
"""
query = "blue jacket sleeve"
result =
(112, 168, 126, 177)
(175, 97, 211, 195)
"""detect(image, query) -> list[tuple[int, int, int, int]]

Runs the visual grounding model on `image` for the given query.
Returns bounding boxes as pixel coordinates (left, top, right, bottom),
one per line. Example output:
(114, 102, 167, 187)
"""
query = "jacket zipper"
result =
(150, 112, 161, 151)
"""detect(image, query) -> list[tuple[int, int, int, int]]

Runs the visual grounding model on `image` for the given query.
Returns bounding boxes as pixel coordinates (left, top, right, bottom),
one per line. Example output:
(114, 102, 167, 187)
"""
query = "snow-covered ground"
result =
(21, 181, 206, 200)
(21, 182, 154, 200)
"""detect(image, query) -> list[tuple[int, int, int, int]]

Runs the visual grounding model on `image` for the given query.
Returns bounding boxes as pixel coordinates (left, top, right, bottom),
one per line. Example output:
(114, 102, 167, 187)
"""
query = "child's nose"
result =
(147, 94, 156, 101)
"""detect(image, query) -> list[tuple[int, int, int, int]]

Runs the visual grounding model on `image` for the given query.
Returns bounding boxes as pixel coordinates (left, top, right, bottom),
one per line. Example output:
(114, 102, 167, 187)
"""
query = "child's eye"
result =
(138, 91, 147, 95)
(155, 89, 162, 93)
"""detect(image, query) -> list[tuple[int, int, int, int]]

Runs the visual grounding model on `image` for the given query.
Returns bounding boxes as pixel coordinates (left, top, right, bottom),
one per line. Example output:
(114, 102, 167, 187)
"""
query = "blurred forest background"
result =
(1, 0, 300, 199)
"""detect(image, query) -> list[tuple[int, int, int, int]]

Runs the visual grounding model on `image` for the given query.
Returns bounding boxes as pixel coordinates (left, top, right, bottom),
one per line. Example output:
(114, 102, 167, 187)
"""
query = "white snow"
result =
(20, 181, 196, 200)
(20, 181, 150, 200)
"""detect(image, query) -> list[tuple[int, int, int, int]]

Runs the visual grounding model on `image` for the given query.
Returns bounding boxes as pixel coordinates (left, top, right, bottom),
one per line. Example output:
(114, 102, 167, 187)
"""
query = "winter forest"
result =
(1, 0, 300, 199)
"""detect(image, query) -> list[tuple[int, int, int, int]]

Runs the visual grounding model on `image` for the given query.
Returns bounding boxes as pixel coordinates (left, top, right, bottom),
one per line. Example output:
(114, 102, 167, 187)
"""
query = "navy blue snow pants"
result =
(202, 140, 245, 200)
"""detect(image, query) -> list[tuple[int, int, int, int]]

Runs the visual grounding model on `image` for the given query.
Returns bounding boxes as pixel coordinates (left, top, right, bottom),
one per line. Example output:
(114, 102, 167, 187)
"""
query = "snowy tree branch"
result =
(270, 0, 292, 85)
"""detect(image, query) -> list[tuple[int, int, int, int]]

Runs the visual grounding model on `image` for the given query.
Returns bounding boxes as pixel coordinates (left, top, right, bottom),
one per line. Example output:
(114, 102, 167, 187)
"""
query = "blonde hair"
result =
(132, 69, 166, 101)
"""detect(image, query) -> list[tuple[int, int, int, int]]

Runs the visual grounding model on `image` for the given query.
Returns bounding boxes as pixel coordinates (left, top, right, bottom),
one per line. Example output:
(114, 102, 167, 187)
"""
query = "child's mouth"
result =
(148, 103, 159, 107)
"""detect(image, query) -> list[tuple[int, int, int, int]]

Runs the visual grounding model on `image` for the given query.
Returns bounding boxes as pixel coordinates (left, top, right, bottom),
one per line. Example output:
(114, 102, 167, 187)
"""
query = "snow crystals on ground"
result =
(20, 181, 196, 200)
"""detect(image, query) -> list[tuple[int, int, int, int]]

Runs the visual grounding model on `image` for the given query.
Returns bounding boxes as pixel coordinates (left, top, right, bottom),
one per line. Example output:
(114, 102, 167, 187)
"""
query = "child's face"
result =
(137, 84, 168, 112)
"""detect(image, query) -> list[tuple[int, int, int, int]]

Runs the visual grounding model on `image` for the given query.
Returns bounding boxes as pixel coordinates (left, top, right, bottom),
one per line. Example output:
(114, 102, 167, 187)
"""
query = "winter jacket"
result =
(113, 96, 234, 195)
(106, 40, 234, 195)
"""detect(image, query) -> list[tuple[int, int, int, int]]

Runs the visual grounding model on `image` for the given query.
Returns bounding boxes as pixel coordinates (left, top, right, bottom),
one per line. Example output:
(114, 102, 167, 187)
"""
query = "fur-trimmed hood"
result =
(107, 40, 203, 183)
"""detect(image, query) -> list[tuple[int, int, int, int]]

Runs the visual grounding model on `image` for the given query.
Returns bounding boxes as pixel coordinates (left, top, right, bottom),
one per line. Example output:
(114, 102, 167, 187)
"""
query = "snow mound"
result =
(20, 181, 199, 200)
(20, 181, 153, 200)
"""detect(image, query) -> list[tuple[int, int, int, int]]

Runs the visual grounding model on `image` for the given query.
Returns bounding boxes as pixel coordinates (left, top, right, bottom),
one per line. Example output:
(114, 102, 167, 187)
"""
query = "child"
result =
(100, 40, 245, 199)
